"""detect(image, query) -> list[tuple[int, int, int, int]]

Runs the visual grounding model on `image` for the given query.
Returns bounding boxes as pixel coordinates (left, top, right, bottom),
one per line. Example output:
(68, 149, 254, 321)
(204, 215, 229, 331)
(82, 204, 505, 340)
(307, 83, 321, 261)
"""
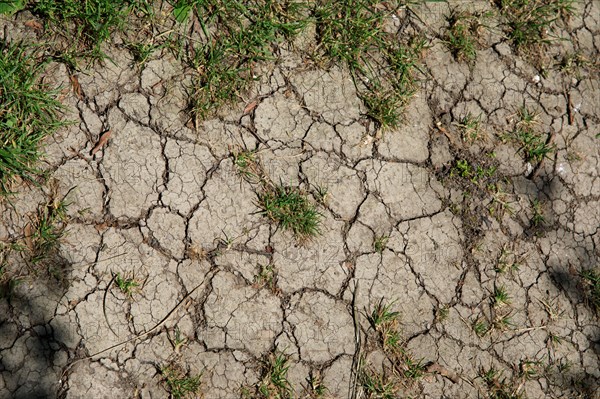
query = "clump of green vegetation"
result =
(511, 107, 555, 163)
(305, 373, 328, 398)
(457, 113, 484, 142)
(360, 368, 398, 399)
(234, 149, 262, 183)
(557, 51, 599, 78)
(450, 159, 497, 185)
(530, 199, 545, 227)
(473, 319, 490, 337)
(445, 10, 490, 63)
(363, 298, 427, 397)
(256, 353, 294, 399)
(493, 285, 511, 307)
(257, 184, 321, 241)
(580, 269, 600, 313)
(114, 272, 140, 298)
(0, 40, 67, 194)
(495, 245, 521, 274)
(253, 263, 277, 292)
(29, 197, 69, 264)
(480, 367, 526, 399)
(495, 0, 576, 49)
(314, 0, 430, 128)
(182, 0, 307, 122)
(374, 235, 389, 253)
(161, 365, 203, 399)
(29, 0, 152, 59)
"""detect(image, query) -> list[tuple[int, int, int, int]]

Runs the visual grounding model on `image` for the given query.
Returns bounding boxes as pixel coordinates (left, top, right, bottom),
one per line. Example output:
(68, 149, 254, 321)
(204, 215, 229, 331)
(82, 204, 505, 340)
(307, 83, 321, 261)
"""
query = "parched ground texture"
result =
(1, 1, 599, 398)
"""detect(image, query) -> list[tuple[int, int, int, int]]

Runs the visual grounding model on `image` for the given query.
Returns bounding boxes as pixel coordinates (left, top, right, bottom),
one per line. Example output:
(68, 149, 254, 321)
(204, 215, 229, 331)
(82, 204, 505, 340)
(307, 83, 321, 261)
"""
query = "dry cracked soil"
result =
(1, 1, 599, 398)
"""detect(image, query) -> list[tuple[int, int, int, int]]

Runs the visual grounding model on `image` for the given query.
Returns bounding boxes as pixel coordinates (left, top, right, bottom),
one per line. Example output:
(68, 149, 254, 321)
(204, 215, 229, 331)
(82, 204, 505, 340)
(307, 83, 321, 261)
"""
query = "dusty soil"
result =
(1, 1, 599, 398)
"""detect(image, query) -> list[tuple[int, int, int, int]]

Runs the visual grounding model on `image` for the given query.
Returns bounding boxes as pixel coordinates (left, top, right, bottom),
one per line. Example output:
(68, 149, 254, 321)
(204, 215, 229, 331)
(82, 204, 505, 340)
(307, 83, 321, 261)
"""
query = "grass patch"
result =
(495, 0, 575, 49)
(493, 285, 511, 307)
(444, 10, 490, 63)
(28, 196, 69, 264)
(314, 0, 430, 128)
(480, 367, 526, 399)
(374, 235, 389, 253)
(114, 272, 140, 298)
(456, 113, 484, 142)
(512, 107, 555, 163)
(161, 365, 202, 399)
(29, 0, 152, 59)
(180, 0, 307, 122)
(360, 368, 398, 399)
(256, 353, 293, 399)
(580, 268, 600, 313)
(257, 184, 321, 241)
(0, 39, 67, 194)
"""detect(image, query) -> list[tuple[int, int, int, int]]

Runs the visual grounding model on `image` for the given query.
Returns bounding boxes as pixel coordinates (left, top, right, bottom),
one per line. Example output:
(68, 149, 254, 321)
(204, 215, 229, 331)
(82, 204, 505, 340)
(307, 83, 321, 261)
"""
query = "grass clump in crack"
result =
(0, 40, 67, 194)
(182, 0, 307, 122)
(258, 184, 321, 241)
(495, 0, 575, 49)
(255, 352, 293, 399)
(114, 272, 140, 298)
(580, 268, 600, 313)
(29, 0, 153, 61)
(512, 106, 555, 163)
(313, 1, 430, 128)
(29, 196, 69, 265)
(444, 9, 490, 63)
(161, 365, 202, 399)
(361, 299, 427, 397)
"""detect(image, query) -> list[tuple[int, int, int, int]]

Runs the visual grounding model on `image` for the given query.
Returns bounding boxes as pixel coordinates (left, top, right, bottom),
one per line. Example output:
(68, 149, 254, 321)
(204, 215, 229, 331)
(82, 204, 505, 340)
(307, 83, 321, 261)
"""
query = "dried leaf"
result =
(70, 74, 82, 100)
(243, 99, 258, 115)
(90, 131, 112, 155)
(24, 223, 33, 251)
(24, 20, 43, 31)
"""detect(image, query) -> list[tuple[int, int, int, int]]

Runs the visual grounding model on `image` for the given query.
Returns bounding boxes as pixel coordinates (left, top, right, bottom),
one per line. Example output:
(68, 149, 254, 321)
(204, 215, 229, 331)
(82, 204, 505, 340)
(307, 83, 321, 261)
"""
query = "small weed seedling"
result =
(374, 236, 389, 253)
(253, 263, 277, 292)
(558, 51, 599, 78)
(257, 184, 321, 241)
(493, 285, 511, 307)
(115, 272, 140, 298)
(257, 353, 293, 399)
(368, 299, 400, 330)
(161, 365, 202, 399)
(360, 367, 398, 399)
(305, 373, 328, 398)
(530, 199, 545, 227)
(233, 149, 267, 185)
(436, 305, 450, 322)
(473, 319, 490, 337)
(168, 326, 188, 353)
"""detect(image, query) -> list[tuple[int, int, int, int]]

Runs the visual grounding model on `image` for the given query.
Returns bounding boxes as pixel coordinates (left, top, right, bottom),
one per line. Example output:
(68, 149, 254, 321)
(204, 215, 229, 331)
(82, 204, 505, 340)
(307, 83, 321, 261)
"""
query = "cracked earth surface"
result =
(1, 1, 600, 398)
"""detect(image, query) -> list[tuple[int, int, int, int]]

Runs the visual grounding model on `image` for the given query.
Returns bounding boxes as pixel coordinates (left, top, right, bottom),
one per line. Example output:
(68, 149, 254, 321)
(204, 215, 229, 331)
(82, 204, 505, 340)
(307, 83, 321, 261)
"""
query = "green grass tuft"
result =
(257, 353, 294, 399)
(496, 0, 576, 49)
(0, 40, 67, 194)
(257, 184, 321, 240)
(161, 365, 202, 399)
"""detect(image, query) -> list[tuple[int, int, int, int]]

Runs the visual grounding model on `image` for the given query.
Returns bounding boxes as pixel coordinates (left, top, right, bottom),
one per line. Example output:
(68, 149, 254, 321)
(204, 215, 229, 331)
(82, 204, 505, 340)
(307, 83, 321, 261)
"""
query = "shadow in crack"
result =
(0, 253, 73, 399)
